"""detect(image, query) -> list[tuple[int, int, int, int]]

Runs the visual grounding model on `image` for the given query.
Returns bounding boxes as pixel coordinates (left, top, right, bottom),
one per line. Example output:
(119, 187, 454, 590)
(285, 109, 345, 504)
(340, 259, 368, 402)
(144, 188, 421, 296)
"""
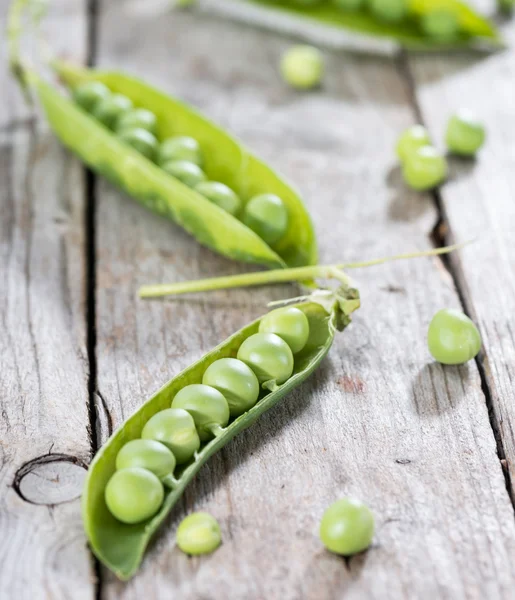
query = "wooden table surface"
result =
(1, 0, 514, 598)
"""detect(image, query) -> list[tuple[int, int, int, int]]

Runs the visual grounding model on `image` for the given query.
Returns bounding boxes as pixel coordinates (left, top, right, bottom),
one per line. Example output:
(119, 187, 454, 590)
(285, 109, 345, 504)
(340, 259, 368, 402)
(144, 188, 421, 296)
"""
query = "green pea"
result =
(259, 307, 310, 354)
(402, 146, 447, 191)
(171, 384, 230, 441)
(117, 128, 158, 161)
(369, 0, 407, 22)
(194, 181, 242, 216)
(280, 45, 324, 90)
(319, 497, 374, 556)
(162, 160, 207, 188)
(105, 467, 164, 524)
(116, 108, 158, 135)
(202, 358, 260, 417)
(92, 94, 134, 130)
(141, 408, 200, 464)
(333, 0, 365, 10)
(176, 512, 222, 556)
(396, 125, 431, 163)
(420, 10, 459, 42)
(445, 110, 486, 157)
(242, 194, 289, 246)
(158, 136, 203, 167)
(237, 332, 294, 386)
(427, 308, 481, 365)
(73, 81, 110, 112)
(115, 439, 176, 480)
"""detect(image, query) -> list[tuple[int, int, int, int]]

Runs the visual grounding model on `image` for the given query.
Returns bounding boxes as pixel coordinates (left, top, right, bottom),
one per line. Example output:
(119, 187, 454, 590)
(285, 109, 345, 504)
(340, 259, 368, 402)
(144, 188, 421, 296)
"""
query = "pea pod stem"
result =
(162, 475, 180, 489)
(138, 242, 468, 298)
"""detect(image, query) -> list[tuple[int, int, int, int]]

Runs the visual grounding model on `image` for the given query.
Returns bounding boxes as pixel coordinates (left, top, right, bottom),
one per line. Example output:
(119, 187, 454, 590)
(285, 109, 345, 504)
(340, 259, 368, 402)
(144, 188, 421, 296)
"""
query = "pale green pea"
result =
(159, 136, 203, 167)
(396, 125, 431, 163)
(116, 108, 158, 135)
(333, 0, 365, 10)
(319, 497, 374, 556)
(427, 308, 481, 365)
(445, 110, 486, 157)
(176, 512, 222, 555)
(115, 439, 176, 480)
(259, 307, 310, 354)
(237, 332, 294, 386)
(280, 45, 324, 90)
(421, 10, 459, 41)
(402, 146, 447, 191)
(202, 358, 260, 417)
(73, 81, 110, 112)
(117, 128, 158, 161)
(105, 467, 164, 524)
(194, 181, 242, 216)
(171, 384, 230, 441)
(141, 408, 200, 464)
(162, 160, 207, 188)
(92, 94, 134, 130)
(242, 194, 289, 246)
(369, 0, 407, 22)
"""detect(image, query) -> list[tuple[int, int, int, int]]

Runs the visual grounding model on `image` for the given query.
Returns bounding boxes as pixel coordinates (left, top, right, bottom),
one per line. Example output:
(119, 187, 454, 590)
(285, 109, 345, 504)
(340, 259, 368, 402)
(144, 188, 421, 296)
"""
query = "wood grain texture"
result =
(93, 3, 515, 598)
(0, 1, 95, 598)
(406, 14, 515, 497)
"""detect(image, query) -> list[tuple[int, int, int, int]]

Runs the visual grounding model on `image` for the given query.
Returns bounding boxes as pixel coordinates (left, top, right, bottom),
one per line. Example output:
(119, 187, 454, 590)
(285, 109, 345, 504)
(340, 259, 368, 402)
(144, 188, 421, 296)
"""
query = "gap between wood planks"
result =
(84, 0, 102, 598)
(396, 49, 515, 513)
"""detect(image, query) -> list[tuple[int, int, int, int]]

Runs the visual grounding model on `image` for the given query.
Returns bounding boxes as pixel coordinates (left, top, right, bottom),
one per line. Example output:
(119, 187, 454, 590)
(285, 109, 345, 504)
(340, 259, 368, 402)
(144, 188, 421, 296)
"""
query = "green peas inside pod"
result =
(171, 384, 230, 441)
(259, 307, 310, 354)
(116, 108, 158, 135)
(92, 93, 134, 130)
(396, 125, 431, 163)
(333, 0, 365, 11)
(176, 512, 222, 556)
(402, 146, 448, 191)
(115, 439, 176, 480)
(280, 45, 324, 90)
(162, 160, 207, 188)
(194, 181, 242, 216)
(142, 408, 200, 464)
(117, 128, 158, 162)
(105, 467, 164, 524)
(445, 110, 486, 157)
(202, 358, 260, 417)
(237, 332, 294, 386)
(242, 194, 289, 246)
(421, 10, 459, 42)
(369, 0, 407, 23)
(427, 308, 481, 365)
(73, 81, 110, 112)
(158, 136, 203, 167)
(319, 497, 375, 556)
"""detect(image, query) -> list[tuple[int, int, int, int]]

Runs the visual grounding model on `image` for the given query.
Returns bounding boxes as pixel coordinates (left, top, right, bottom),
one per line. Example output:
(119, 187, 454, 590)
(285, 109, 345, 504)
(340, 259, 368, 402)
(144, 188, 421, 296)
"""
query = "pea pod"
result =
(228, 0, 501, 50)
(31, 61, 317, 269)
(82, 284, 359, 579)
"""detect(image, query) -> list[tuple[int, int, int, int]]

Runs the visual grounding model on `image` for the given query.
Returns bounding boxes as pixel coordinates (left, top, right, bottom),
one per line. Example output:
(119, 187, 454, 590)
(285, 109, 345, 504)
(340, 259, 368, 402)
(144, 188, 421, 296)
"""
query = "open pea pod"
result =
(37, 61, 317, 269)
(234, 0, 500, 50)
(83, 285, 359, 579)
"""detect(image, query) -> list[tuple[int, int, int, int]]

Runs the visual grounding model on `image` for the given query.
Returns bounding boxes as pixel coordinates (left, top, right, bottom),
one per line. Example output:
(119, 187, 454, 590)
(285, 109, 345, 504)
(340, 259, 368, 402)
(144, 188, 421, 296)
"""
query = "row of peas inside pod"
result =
(73, 81, 290, 247)
(104, 306, 310, 526)
(290, 0, 474, 41)
(396, 110, 486, 191)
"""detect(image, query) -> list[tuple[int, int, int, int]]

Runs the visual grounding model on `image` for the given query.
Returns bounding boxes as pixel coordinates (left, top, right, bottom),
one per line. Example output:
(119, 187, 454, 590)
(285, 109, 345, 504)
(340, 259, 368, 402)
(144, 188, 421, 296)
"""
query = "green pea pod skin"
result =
(82, 289, 358, 579)
(42, 62, 317, 269)
(238, 0, 500, 50)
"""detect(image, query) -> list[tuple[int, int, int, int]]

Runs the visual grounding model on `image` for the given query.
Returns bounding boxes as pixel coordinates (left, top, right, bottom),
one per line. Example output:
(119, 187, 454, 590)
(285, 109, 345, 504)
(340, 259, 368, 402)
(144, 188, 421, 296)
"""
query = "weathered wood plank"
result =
(407, 17, 515, 498)
(94, 4, 515, 598)
(0, 1, 95, 598)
